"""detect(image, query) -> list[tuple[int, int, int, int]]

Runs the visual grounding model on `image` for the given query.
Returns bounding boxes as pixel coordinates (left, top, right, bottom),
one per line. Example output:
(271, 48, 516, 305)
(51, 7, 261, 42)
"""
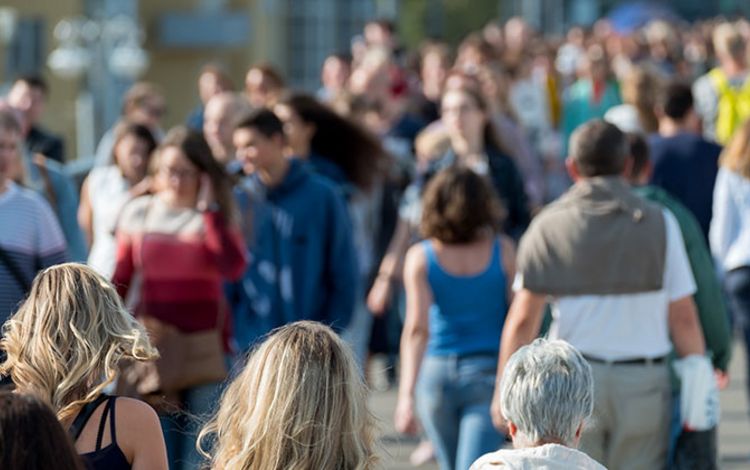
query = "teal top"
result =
(561, 79, 621, 155)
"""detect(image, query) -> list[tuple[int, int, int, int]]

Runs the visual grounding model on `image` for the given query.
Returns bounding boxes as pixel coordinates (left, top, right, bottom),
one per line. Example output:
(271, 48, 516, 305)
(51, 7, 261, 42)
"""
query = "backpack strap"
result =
(68, 394, 109, 441)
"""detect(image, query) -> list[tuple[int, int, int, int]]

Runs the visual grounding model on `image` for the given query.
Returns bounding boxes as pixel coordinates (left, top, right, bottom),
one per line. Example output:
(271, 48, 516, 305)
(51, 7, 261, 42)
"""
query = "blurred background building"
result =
(1, 0, 749, 161)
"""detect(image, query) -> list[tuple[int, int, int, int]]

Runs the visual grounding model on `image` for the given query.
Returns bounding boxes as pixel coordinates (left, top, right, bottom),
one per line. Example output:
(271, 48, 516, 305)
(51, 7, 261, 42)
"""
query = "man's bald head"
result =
(203, 92, 252, 163)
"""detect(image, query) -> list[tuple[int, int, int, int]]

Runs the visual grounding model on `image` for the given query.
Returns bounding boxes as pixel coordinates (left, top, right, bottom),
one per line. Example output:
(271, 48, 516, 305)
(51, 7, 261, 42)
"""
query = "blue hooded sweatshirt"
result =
(229, 159, 358, 350)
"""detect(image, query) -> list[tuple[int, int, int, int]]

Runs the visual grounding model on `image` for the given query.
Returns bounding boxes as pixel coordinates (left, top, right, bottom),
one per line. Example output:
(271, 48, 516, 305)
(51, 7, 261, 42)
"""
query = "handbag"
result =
(117, 197, 227, 399)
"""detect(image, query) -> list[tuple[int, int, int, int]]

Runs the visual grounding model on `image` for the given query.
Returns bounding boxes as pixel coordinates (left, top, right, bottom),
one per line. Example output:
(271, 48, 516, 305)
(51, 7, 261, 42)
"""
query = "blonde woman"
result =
(710, 118, 750, 409)
(0, 263, 167, 470)
(198, 321, 378, 469)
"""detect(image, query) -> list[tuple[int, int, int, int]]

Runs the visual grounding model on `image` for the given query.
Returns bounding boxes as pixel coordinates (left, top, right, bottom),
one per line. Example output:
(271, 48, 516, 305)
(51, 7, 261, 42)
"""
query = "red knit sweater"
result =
(112, 195, 246, 333)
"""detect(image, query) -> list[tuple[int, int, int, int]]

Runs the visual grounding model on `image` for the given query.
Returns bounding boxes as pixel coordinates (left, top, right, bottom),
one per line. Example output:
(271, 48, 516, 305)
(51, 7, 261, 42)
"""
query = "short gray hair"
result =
(500, 338, 594, 446)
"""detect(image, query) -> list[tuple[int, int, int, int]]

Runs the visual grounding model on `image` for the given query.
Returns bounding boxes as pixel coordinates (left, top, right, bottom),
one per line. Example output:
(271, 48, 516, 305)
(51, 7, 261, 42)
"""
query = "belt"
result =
(583, 354, 666, 366)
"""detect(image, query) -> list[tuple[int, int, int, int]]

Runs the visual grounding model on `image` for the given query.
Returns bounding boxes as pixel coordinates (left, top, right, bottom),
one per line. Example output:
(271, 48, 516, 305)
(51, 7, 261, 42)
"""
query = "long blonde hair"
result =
(0, 263, 157, 421)
(720, 118, 750, 180)
(198, 321, 378, 469)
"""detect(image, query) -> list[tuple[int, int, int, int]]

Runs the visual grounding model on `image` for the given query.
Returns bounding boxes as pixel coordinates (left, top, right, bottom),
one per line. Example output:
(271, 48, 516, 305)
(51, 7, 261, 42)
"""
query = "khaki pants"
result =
(580, 361, 671, 470)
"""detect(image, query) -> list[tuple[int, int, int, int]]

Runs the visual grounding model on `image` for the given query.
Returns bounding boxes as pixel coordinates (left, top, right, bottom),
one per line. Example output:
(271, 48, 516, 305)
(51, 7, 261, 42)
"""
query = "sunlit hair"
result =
(198, 321, 378, 469)
(719, 118, 750, 180)
(500, 338, 594, 447)
(0, 263, 158, 422)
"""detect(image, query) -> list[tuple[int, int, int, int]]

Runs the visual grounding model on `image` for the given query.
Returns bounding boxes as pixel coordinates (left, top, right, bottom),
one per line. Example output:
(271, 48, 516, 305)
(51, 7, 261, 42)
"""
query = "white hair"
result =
(500, 338, 594, 447)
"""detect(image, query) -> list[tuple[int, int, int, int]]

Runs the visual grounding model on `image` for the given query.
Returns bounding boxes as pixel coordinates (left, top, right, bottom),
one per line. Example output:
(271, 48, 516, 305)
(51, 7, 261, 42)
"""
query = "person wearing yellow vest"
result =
(693, 22, 750, 144)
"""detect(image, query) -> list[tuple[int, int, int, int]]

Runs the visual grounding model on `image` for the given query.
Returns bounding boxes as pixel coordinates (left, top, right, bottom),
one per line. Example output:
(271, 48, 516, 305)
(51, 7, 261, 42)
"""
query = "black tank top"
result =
(69, 395, 131, 470)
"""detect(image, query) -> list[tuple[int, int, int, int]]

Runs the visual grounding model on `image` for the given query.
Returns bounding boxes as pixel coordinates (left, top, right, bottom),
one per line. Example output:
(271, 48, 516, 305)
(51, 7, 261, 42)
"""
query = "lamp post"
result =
(47, 15, 149, 160)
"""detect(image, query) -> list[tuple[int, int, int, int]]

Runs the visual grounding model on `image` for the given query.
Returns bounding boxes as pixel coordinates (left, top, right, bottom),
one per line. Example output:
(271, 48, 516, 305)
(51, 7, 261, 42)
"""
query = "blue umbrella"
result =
(607, 1, 682, 34)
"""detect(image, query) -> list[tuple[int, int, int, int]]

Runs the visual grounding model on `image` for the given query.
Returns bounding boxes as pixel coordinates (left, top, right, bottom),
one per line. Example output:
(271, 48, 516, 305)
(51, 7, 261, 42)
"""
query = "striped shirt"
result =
(0, 182, 67, 321)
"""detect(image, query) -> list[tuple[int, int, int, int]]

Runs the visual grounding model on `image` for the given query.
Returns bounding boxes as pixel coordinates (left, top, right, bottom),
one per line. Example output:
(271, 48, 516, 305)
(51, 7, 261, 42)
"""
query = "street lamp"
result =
(47, 15, 149, 159)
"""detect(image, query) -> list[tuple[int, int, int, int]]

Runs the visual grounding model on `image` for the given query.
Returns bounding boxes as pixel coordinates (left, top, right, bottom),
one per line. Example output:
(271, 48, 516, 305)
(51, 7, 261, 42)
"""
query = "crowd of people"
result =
(1, 12, 750, 470)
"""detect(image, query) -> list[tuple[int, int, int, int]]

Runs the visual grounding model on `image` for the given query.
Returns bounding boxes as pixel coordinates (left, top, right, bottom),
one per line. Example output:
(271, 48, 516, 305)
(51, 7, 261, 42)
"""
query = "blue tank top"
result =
(423, 238, 508, 356)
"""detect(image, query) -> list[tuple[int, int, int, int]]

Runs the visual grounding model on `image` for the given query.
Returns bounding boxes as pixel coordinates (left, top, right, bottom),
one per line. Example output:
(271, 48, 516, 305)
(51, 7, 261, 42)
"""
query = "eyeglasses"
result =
(161, 166, 199, 180)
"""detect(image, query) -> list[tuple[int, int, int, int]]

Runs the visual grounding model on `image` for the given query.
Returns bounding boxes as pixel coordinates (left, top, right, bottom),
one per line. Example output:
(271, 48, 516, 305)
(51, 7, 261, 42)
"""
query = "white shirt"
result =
(516, 209, 696, 360)
(710, 167, 750, 275)
(86, 166, 131, 278)
(471, 443, 607, 470)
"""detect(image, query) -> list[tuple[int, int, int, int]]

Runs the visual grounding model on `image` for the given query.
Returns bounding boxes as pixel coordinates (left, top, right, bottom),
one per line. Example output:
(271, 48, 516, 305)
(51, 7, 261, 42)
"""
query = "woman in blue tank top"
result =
(395, 167, 516, 470)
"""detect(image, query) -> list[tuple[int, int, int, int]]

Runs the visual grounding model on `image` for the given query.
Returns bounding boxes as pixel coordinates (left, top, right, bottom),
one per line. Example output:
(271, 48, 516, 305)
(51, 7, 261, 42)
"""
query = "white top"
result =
(86, 166, 132, 278)
(604, 104, 643, 133)
(710, 167, 750, 275)
(515, 209, 696, 360)
(471, 443, 607, 470)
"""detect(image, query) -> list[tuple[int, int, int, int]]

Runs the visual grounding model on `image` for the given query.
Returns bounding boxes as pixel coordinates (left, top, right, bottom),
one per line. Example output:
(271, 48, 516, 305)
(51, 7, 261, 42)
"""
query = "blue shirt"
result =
(423, 239, 508, 356)
(228, 160, 358, 349)
(648, 132, 721, 240)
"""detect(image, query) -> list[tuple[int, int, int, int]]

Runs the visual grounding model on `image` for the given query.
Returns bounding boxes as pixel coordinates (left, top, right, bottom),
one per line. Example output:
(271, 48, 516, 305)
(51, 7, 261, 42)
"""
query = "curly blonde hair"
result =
(198, 321, 378, 469)
(0, 263, 157, 421)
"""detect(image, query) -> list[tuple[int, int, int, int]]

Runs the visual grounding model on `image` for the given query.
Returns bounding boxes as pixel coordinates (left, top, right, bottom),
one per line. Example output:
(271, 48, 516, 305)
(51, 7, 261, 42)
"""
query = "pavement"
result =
(369, 341, 750, 469)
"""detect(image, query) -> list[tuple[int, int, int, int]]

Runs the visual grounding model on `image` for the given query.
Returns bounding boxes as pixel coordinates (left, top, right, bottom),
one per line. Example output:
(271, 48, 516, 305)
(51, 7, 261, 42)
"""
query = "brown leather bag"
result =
(120, 315, 227, 396)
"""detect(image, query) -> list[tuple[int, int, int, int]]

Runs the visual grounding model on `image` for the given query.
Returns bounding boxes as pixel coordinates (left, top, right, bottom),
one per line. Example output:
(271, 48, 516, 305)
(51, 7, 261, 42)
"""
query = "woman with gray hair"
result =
(471, 338, 606, 469)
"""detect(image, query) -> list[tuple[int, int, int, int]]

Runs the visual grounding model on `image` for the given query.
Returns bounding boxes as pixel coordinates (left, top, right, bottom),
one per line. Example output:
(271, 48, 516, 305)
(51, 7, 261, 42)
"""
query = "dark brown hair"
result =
(626, 132, 650, 181)
(111, 121, 158, 162)
(277, 93, 388, 192)
(0, 392, 84, 470)
(420, 166, 504, 244)
(569, 119, 628, 177)
(157, 126, 236, 221)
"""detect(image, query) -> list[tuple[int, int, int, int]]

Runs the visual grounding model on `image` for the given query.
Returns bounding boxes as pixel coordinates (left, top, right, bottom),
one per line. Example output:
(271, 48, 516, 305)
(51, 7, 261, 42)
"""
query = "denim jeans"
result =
(160, 381, 221, 470)
(416, 354, 503, 470)
(725, 266, 750, 402)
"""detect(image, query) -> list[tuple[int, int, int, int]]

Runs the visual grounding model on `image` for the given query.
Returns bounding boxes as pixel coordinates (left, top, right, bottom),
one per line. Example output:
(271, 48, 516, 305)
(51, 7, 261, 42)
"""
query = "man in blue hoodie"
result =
(228, 108, 358, 350)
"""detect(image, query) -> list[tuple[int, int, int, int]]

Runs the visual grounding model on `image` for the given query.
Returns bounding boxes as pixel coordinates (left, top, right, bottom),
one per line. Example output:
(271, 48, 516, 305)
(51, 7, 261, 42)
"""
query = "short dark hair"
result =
(235, 108, 284, 139)
(0, 392, 84, 470)
(420, 166, 505, 243)
(626, 132, 650, 180)
(14, 75, 49, 96)
(658, 81, 693, 120)
(569, 120, 628, 177)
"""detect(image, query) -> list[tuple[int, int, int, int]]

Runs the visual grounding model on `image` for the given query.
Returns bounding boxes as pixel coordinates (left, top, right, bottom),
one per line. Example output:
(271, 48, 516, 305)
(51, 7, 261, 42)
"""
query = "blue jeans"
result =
(416, 354, 503, 470)
(160, 382, 221, 470)
(725, 266, 750, 402)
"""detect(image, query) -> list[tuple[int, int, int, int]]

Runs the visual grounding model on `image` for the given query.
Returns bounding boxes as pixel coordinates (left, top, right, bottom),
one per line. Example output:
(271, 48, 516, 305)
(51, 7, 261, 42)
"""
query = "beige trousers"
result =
(580, 361, 671, 470)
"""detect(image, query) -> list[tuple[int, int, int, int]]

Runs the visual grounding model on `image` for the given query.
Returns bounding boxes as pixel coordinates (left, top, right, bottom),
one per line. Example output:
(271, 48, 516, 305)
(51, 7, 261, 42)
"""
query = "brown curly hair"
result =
(420, 166, 505, 244)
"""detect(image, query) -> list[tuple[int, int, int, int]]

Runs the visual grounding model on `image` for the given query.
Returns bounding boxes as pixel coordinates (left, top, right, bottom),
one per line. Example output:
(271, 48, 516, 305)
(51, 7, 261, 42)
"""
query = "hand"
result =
(490, 393, 508, 433)
(715, 369, 730, 390)
(394, 396, 419, 435)
(130, 176, 154, 198)
(367, 276, 392, 317)
(196, 174, 216, 211)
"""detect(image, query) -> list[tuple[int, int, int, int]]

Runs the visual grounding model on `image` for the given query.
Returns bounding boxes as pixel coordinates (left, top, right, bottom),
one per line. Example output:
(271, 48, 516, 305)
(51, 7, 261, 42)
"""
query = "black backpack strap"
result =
(69, 394, 109, 441)
(0, 246, 30, 292)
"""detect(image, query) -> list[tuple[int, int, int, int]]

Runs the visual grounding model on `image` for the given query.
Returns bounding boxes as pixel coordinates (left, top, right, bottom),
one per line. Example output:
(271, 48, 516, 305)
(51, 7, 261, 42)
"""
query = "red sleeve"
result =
(203, 211, 247, 282)
(112, 232, 136, 299)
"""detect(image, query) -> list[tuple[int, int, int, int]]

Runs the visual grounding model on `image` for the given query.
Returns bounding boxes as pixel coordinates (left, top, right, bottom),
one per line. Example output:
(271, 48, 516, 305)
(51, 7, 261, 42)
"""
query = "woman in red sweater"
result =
(112, 126, 246, 470)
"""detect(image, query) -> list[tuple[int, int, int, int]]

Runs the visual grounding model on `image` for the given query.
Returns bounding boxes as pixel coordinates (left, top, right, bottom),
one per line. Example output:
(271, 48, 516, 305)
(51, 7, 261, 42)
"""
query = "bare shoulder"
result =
(498, 235, 516, 256)
(114, 397, 159, 424)
(404, 242, 427, 273)
(113, 397, 166, 467)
